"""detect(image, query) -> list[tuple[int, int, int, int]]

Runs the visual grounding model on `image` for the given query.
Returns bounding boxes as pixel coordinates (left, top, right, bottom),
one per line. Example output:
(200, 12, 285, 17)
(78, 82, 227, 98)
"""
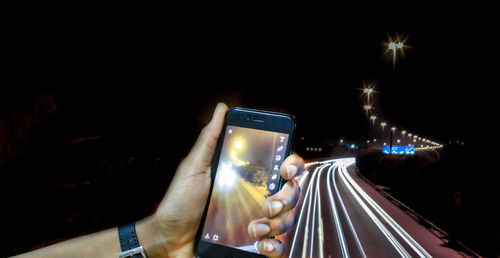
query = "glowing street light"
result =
(386, 34, 408, 71)
(363, 104, 373, 116)
(231, 139, 249, 165)
(381, 122, 387, 131)
(401, 130, 407, 136)
(370, 115, 377, 125)
(362, 84, 375, 104)
(391, 126, 396, 132)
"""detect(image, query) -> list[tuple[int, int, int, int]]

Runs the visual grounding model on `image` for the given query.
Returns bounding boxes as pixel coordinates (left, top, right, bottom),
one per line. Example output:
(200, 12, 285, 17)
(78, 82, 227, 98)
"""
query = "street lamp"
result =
(363, 104, 372, 116)
(370, 115, 377, 125)
(380, 122, 387, 131)
(362, 84, 375, 104)
(386, 34, 407, 71)
(390, 126, 396, 154)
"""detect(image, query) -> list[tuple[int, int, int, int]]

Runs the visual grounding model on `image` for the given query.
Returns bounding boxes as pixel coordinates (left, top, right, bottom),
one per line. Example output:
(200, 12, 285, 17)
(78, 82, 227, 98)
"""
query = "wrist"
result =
(135, 215, 169, 258)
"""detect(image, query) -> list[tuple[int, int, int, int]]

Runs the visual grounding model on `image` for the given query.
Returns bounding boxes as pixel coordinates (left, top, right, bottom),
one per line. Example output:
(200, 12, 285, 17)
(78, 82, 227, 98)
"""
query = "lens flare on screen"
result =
(217, 162, 237, 190)
(235, 140, 243, 149)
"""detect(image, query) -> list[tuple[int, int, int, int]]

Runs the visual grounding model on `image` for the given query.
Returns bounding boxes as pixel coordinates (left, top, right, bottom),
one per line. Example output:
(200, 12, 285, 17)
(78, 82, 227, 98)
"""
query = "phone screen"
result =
(201, 125, 289, 254)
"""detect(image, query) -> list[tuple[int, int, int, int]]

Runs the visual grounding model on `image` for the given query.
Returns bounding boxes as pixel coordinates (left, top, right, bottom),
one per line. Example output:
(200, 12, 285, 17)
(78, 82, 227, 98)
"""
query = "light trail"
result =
(331, 164, 366, 258)
(336, 162, 411, 257)
(301, 164, 329, 258)
(326, 164, 349, 258)
(284, 157, 435, 257)
(309, 164, 327, 257)
(288, 164, 321, 257)
(338, 163, 432, 258)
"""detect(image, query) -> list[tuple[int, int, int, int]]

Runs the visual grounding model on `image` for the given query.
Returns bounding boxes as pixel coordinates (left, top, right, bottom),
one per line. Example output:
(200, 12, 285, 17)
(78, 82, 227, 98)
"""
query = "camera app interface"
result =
(202, 125, 289, 254)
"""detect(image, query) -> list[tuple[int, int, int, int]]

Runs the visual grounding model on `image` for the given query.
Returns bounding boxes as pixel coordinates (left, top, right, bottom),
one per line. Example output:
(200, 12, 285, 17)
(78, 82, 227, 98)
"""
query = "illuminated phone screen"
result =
(201, 125, 289, 254)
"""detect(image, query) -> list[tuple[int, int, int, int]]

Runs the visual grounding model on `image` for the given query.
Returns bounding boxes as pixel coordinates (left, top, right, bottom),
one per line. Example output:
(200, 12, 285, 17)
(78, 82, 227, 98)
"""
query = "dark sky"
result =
(3, 12, 497, 150)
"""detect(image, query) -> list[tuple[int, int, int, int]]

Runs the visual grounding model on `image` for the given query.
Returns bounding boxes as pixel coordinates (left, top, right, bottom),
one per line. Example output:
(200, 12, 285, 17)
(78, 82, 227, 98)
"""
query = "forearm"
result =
(15, 216, 168, 258)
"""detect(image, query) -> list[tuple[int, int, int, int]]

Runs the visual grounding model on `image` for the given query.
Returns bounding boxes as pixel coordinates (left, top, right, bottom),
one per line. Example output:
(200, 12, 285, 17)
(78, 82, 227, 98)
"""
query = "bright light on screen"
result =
(202, 125, 289, 254)
(217, 162, 237, 190)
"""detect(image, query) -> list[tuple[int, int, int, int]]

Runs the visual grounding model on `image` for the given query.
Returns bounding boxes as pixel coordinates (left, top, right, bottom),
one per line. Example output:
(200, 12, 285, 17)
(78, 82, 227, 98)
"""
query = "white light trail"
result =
(331, 165, 366, 258)
(310, 164, 329, 258)
(337, 163, 411, 257)
(289, 164, 322, 258)
(302, 164, 329, 258)
(326, 164, 350, 258)
(288, 158, 431, 257)
(339, 163, 432, 258)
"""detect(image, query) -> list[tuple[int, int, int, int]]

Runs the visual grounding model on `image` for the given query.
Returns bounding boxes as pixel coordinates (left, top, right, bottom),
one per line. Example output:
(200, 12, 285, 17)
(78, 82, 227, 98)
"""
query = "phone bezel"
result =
(194, 107, 296, 258)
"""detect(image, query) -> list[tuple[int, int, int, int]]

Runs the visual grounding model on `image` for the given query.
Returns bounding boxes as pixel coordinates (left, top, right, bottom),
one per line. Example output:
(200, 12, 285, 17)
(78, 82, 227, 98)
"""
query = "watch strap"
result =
(118, 223, 140, 251)
(118, 223, 146, 258)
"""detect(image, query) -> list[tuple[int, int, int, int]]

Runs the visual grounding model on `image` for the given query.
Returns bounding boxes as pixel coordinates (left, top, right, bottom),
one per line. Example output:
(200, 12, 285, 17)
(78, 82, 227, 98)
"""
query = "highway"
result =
(277, 158, 472, 258)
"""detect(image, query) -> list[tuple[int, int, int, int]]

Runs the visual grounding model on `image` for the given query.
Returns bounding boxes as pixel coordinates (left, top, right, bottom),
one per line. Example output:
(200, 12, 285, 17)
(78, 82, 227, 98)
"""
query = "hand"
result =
(247, 154, 304, 257)
(147, 103, 304, 257)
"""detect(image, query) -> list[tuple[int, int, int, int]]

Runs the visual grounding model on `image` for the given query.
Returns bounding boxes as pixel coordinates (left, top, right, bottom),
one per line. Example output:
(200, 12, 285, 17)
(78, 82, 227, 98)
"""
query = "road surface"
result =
(277, 157, 475, 258)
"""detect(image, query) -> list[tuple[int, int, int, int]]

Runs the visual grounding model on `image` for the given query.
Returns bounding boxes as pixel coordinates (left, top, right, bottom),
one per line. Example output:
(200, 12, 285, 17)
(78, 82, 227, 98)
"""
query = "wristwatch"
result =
(118, 223, 147, 258)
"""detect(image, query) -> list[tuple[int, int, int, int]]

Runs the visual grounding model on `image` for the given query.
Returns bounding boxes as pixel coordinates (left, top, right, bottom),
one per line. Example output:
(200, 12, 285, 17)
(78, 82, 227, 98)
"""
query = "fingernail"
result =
(212, 103, 224, 118)
(286, 165, 298, 179)
(252, 223, 270, 238)
(263, 241, 274, 252)
(267, 201, 283, 217)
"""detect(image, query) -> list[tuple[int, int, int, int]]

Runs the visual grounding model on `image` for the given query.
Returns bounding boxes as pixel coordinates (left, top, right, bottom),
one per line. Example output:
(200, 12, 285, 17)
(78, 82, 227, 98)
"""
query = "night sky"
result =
(4, 13, 496, 150)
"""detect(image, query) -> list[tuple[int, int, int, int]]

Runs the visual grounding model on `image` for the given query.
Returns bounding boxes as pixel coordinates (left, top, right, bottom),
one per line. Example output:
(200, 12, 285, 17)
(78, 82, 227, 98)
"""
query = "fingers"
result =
(262, 180, 300, 218)
(280, 153, 305, 180)
(256, 239, 285, 258)
(184, 103, 228, 172)
(248, 209, 298, 240)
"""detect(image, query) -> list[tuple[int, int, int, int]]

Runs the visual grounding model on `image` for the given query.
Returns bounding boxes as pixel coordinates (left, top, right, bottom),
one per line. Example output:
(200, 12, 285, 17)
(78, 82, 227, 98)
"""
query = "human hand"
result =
(247, 154, 304, 257)
(143, 103, 304, 257)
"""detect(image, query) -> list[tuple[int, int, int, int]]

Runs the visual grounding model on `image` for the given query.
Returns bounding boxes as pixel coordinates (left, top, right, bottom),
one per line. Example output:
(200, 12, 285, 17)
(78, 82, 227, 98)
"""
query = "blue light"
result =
(405, 145, 415, 155)
(382, 145, 415, 155)
(350, 144, 356, 149)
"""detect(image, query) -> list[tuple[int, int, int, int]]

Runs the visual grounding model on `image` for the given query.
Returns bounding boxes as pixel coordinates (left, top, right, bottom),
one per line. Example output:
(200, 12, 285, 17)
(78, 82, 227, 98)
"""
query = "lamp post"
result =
(381, 122, 387, 131)
(370, 115, 377, 126)
(363, 104, 372, 117)
(363, 86, 375, 104)
(390, 126, 396, 155)
(388, 40, 405, 71)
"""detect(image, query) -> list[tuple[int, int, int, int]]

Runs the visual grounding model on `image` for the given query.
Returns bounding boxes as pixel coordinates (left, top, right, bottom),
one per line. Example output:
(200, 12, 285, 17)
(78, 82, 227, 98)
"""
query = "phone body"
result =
(195, 107, 295, 258)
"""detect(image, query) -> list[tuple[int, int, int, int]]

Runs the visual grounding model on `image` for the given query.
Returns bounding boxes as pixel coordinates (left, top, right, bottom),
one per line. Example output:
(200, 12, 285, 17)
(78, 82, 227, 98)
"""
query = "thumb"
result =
(184, 103, 228, 171)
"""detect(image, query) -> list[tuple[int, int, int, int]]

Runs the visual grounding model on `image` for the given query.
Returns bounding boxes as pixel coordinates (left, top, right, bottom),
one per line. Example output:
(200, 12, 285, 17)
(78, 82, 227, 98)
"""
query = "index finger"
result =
(280, 153, 305, 180)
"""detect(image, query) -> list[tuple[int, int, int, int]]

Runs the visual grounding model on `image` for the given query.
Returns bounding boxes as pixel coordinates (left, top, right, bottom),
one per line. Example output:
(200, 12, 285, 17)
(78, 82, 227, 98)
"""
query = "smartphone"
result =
(195, 107, 295, 258)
